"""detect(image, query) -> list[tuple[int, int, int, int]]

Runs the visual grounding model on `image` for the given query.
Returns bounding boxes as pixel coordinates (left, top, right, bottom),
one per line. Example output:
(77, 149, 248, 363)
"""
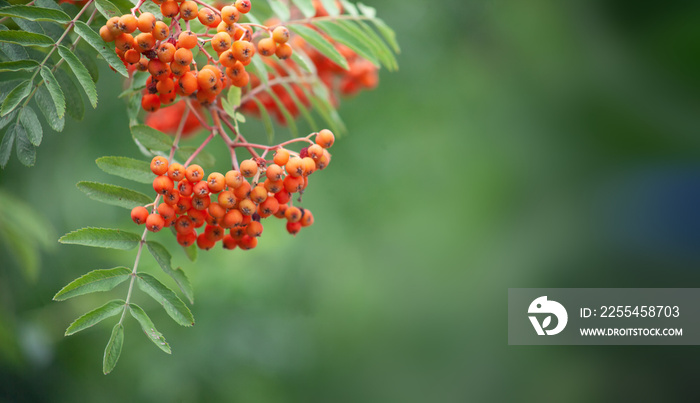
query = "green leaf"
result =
(265, 88, 298, 137)
(1, 80, 32, 117)
(0, 122, 15, 168)
(147, 241, 194, 304)
(289, 25, 349, 70)
(234, 112, 246, 123)
(136, 272, 194, 327)
(371, 17, 399, 53)
(94, 0, 122, 19)
(77, 181, 152, 209)
(227, 85, 241, 108)
(251, 97, 275, 143)
(128, 0, 161, 19)
(74, 21, 129, 77)
(35, 0, 65, 12)
(58, 46, 98, 108)
(357, 2, 376, 18)
(126, 91, 142, 125)
(95, 156, 153, 184)
(14, 123, 34, 167)
(129, 304, 171, 354)
(347, 19, 398, 70)
(54, 68, 83, 121)
(339, 0, 358, 16)
(34, 85, 64, 131)
(59, 227, 141, 250)
(176, 146, 215, 168)
(281, 82, 316, 129)
(314, 20, 378, 66)
(0, 109, 16, 131)
(65, 299, 125, 336)
(183, 243, 197, 262)
(0, 24, 29, 60)
(268, 0, 290, 21)
(76, 45, 99, 83)
(0, 5, 70, 23)
(131, 124, 173, 152)
(19, 106, 42, 146)
(103, 323, 124, 374)
(291, 0, 315, 18)
(0, 29, 53, 46)
(54, 267, 131, 301)
(319, 0, 340, 16)
(0, 59, 39, 72)
(290, 47, 316, 74)
(39, 66, 65, 119)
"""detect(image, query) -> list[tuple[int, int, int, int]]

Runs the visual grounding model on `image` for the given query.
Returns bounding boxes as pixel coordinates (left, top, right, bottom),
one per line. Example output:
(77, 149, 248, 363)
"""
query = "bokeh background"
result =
(2, 0, 700, 401)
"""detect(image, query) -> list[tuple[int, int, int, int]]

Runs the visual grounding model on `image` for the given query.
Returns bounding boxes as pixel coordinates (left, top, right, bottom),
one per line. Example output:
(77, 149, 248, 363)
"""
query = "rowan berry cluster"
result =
(130, 129, 334, 250)
(97, 0, 294, 112)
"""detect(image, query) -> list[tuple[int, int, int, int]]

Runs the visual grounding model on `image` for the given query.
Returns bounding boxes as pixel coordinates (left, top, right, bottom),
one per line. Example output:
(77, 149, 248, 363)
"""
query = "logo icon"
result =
(528, 296, 567, 335)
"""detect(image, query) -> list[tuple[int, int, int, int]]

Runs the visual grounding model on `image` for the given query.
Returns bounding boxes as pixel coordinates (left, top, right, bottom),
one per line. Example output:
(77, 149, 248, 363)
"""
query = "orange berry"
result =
(131, 206, 149, 224)
(225, 170, 245, 188)
(180, 0, 198, 20)
(316, 150, 331, 170)
(141, 93, 161, 112)
(146, 213, 165, 232)
(157, 203, 175, 220)
(147, 59, 168, 77)
(300, 209, 314, 227)
(153, 175, 174, 194)
(192, 195, 211, 210)
(257, 37, 276, 57)
(124, 49, 140, 64)
(198, 7, 220, 28)
(196, 233, 216, 250)
(204, 224, 225, 242)
(249, 185, 267, 204)
(307, 144, 324, 161)
(238, 198, 256, 216)
(193, 180, 210, 197)
(118, 14, 138, 33)
(136, 57, 149, 72)
(285, 157, 304, 177)
(272, 26, 290, 43)
(100, 25, 115, 42)
(175, 196, 193, 214)
(135, 32, 156, 52)
(235, 0, 251, 13)
(211, 32, 232, 53)
(217, 21, 236, 36)
(302, 157, 316, 176)
(264, 163, 283, 181)
(151, 156, 169, 175)
(285, 206, 302, 223)
(240, 159, 258, 177)
(222, 234, 238, 249)
(218, 190, 236, 209)
(264, 178, 283, 193)
(174, 215, 193, 234)
(238, 234, 257, 250)
(173, 48, 193, 66)
(188, 209, 207, 227)
(219, 50, 237, 68)
(275, 43, 292, 60)
(221, 209, 243, 228)
(156, 77, 175, 94)
(178, 182, 194, 198)
(275, 189, 290, 204)
(197, 68, 217, 89)
(171, 62, 190, 78)
(160, 0, 180, 18)
(286, 221, 301, 235)
(208, 202, 226, 219)
(114, 33, 135, 51)
(233, 180, 251, 200)
(246, 221, 263, 237)
(153, 21, 170, 40)
(232, 40, 255, 63)
(106, 17, 121, 36)
(316, 129, 334, 148)
(221, 5, 239, 24)
(233, 25, 252, 41)
(258, 197, 279, 215)
(275, 203, 288, 218)
(177, 231, 197, 247)
(163, 190, 180, 205)
(273, 149, 290, 166)
(178, 31, 198, 49)
(157, 42, 176, 63)
(137, 12, 156, 33)
(283, 175, 304, 193)
(177, 72, 198, 95)
(207, 172, 226, 193)
(185, 164, 204, 182)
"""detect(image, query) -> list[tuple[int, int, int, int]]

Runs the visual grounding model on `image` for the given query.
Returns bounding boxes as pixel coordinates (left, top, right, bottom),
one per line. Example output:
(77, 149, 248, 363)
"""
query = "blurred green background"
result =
(3, 0, 700, 401)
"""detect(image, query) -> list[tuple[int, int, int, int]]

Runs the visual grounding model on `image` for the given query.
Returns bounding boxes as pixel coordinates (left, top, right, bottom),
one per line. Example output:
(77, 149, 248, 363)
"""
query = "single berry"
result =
(146, 213, 165, 232)
(131, 206, 149, 224)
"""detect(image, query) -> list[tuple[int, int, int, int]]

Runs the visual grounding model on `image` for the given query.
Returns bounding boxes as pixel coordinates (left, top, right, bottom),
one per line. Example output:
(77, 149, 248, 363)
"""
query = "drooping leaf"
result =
(73, 21, 129, 77)
(95, 156, 153, 184)
(76, 181, 152, 209)
(0, 5, 70, 22)
(94, 0, 122, 19)
(14, 123, 35, 167)
(19, 106, 42, 146)
(59, 227, 141, 250)
(147, 241, 194, 304)
(58, 45, 98, 108)
(129, 303, 171, 354)
(0, 59, 39, 72)
(1, 80, 32, 117)
(288, 25, 349, 70)
(103, 323, 124, 374)
(371, 17, 399, 53)
(314, 20, 378, 66)
(39, 66, 66, 119)
(0, 29, 54, 46)
(347, 19, 398, 70)
(54, 68, 83, 121)
(65, 299, 125, 336)
(54, 267, 131, 301)
(290, 0, 315, 18)
(34, 85, 65, 132)
(131, 124, 173, 152)
(268, 0, 290, 21)
(136, 272, 194, 327)
(0, 122, 16, 168)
